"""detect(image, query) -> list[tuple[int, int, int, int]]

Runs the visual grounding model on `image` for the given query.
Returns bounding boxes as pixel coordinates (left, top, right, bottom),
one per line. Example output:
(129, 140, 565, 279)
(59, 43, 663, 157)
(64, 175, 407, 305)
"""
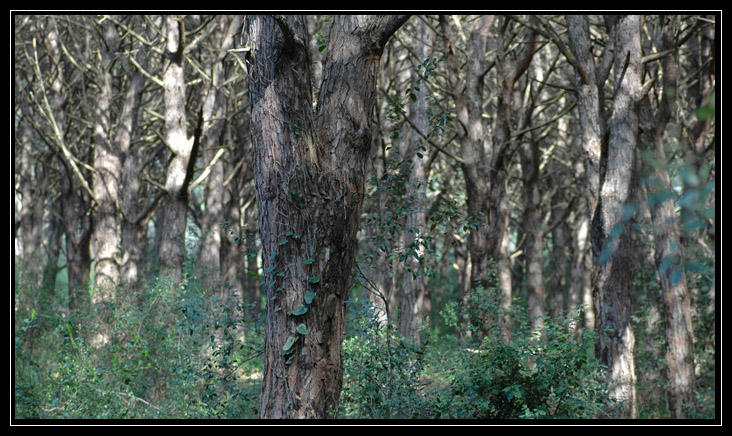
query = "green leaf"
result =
(304, 291, 316, 305)
(289, 305, 308, 316)
(305, 258, 314, 265)
(308, 276, 321, 284)
(279, 238, 289, 245)
(696, 105, 714, 120)
(296, 324, 308, 335)
(282, 335, 298, 355)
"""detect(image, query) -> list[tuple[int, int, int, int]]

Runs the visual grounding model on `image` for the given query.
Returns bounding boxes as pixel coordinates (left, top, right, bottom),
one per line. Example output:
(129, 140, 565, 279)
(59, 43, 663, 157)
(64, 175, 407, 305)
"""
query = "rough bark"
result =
(567, 15, 643, 418)
(595, 15, 642, 419)
(116, 18, 151, 296)
(117, 69, 145, 295)
(247, 14, 409, 419)
(639, 17, 696, 418)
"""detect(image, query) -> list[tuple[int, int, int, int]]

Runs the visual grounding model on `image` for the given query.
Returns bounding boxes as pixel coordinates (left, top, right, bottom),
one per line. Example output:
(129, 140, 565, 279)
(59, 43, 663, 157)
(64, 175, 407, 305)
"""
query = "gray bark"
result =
(396, 18, 435, 340)
(198, 15, 241, 294)
(156, 15, 198, 285)
(91, 18, 122, 301)
(639, 16, 696, 418)
(248, 14, 409, 418)
(567, 14, 640, 418)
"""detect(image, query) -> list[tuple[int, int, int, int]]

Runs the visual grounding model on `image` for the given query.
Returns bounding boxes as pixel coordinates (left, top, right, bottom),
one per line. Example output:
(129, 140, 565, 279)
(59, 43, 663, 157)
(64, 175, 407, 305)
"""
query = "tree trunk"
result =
(548, 169, 569, 319)
(440, 15, 495, 294)
(594, 15, 642, 419)
(197, 15, 241, 294)
(117, 69, 146, 295)
(520, 135, 546, 336)
(91, 18, 122, 302)
(219, 137, 250, 318)
(156, 15, 199, 285)
(639, 16, 696, 418)
(396, 18, 434, 340)
(61, 166, 92, 314)
(567, 15, 641, 418)
(247, 14, 409, 419)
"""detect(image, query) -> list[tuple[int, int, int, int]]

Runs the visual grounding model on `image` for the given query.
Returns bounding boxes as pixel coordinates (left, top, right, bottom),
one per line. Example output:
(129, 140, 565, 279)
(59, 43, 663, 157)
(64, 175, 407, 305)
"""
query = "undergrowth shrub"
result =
(339, 285, 610, 419)
(14, 269, 263, 419)
(437, 292, 609, 419)
(339, 297, 430, 419)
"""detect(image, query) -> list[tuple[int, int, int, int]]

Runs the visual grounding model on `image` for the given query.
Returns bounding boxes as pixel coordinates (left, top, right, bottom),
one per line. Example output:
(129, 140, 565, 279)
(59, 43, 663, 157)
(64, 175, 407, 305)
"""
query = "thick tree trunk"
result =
(117, 70, 145, 295)
(107, 19, 148, 296)
(568, 15, 640, 418)
(248, 14, 409, 419)
(594, 15, 642, 419)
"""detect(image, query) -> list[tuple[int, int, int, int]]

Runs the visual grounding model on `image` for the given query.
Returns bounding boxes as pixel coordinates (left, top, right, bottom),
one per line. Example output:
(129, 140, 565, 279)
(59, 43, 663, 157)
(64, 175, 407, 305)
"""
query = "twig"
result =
(30, 37, 97, 205)
(111, 390, 160, 410)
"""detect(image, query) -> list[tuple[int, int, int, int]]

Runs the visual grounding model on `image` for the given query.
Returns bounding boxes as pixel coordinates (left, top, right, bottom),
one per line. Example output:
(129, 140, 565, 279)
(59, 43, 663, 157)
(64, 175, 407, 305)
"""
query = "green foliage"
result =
(14, 266, 263, 419)
(429, 286, 609, 419)
(339, 297, 430, 419)
(339, 288, 609, 419)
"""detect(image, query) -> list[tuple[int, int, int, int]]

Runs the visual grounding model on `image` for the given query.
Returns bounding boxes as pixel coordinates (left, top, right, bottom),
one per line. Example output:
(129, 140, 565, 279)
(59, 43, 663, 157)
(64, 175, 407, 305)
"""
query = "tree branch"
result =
(30, 37, 97, 205)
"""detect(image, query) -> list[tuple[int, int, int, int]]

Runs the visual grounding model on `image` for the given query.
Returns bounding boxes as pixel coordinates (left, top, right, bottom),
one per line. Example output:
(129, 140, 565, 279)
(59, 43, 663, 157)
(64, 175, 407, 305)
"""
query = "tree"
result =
(196, 15, 242, 295)
(638, 15, 696, 419)
(567, 14, 641, 418)
(156, 15, 202, 285)
(441, 15, 537, 336)
(247, 14, 410, 418)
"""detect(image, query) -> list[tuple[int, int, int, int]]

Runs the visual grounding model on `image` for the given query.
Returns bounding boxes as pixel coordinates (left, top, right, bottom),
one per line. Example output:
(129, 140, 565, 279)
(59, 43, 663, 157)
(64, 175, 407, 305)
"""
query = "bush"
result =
(431, 287, 609, 419)
(338, 286, 609, 420)
(13, 268, 263, 419)
(339, 297, 430, 419)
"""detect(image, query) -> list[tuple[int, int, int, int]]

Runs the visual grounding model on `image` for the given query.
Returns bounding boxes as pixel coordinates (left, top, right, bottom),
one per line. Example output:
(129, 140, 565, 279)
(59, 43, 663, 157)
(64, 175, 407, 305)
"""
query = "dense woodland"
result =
(13, 14, 716, 420)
